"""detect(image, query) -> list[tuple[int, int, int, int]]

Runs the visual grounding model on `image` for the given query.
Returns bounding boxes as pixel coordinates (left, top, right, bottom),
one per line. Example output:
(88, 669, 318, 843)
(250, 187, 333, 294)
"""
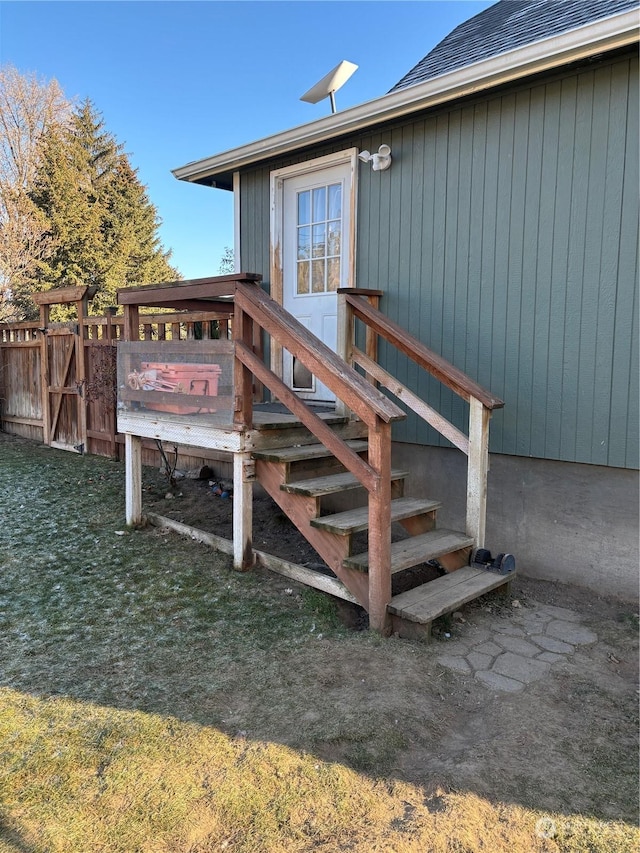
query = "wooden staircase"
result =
(253, 432, 513, 639)
(230, 279, 511, 636)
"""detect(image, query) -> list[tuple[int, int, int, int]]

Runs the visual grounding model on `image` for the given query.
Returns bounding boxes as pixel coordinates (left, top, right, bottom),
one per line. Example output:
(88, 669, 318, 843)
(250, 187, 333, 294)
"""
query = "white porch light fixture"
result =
(300, 60, 358, 115)
(358, 143, 392, 171)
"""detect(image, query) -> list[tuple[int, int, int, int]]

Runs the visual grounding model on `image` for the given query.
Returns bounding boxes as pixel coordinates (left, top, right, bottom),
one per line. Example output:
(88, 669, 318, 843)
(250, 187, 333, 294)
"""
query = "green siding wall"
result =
(240, 53, 639, 469)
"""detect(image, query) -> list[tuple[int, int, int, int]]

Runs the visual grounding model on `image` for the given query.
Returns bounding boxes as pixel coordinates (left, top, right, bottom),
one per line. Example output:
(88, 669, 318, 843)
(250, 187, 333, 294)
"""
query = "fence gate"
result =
(33, 286, 92, 453)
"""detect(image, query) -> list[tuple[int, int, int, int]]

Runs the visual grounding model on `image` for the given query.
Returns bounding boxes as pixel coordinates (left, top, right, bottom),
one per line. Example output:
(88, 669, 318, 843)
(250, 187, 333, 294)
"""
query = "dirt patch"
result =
(144, 469, 314, 563)
(142, 467, 442, 605)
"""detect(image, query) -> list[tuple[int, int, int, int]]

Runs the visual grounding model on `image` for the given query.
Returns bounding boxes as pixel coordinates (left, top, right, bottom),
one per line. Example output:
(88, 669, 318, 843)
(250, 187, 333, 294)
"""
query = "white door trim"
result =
(269, 148, 358, 382)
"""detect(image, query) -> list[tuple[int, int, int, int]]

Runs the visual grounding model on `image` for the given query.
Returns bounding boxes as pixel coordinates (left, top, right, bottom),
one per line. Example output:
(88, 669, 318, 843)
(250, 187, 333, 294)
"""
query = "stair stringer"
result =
(255, 458, 371, 609)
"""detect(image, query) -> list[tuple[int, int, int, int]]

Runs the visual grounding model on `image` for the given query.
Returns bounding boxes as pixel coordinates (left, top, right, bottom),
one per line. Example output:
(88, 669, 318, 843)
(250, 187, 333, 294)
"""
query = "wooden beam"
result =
(125, 433, 142, 525)
(235, 285, 403, 426)
(146, 512, 233, 555)
(0, 339, 40, 348)
(335, 292, 353, 418)
(366, 419, 392, 634)
(123, 305, 140, 342)
(346, 294, 504, 411)
(117, 273, 261, 306)
(75, 297, 88, 453)
(0, 415, 44, 427)
(233, 452, 254, 570)
(352, 348, 470, 455)
(33, 286, 91, 305)
(130, 300, 233, 314)
(39, 303, 50, 445)
(466, 397, 491, 548)
(233, 305, 254, 428)
(236, 340, 378, 493)
(145, 512, 358, 603)
(255, 552, 357, 603)
(336, 288, 384, 297)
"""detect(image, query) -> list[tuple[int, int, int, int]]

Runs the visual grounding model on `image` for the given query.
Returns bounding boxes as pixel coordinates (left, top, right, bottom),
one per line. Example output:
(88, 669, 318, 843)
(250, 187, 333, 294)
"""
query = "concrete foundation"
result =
(392, 443, 639, 602)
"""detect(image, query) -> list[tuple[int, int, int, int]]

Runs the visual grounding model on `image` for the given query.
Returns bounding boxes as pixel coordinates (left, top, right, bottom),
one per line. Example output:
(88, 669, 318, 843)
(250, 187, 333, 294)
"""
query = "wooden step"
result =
(310, 497, 441, 536)
(252, 439, 368, 464)
(388, 565, 515, 625)
(343, 528, 474, 573)
(251, 408, 350, 431)
(282, 468, 408, 497)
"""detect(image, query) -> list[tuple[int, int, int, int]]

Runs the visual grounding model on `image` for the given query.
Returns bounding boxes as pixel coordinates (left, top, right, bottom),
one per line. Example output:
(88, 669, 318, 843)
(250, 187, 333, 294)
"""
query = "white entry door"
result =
(273, 151, 356, 403)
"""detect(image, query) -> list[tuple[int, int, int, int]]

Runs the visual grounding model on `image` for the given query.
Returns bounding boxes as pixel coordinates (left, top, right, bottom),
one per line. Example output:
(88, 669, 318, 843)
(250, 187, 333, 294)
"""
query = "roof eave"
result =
(172, 7, 639, 186)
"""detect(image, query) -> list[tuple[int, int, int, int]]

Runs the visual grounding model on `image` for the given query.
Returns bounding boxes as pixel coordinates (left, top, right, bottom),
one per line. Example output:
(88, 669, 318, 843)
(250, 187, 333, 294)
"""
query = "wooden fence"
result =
(0, 309, 236, 475)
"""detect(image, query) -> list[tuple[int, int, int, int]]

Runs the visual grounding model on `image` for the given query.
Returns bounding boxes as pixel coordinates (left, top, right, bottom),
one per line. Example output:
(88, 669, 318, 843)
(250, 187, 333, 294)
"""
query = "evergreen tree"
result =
(0, 65, 70, 321)
(218, 246, 234, 275)
(27, 99, 179, 319)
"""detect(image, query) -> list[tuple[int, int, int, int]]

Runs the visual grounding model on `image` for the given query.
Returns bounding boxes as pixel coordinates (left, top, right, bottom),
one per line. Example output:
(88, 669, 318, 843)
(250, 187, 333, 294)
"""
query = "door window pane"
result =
(328, 183, 342, 220)
(312, 224, 326, 258)
(327, 257, 341, 292)
(297, 226, 310, 260)
(298, 227, 311, 261)
(297, 261, 309, 294)
(327, 220, 341, 257)
(312, 187, 326, 223)
(297, 191, 310, 226)
(312, 259, 325, 293)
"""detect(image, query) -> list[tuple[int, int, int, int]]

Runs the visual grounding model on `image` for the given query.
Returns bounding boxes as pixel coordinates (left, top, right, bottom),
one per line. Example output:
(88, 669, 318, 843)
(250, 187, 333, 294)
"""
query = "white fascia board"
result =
(173, 8, 639, 185)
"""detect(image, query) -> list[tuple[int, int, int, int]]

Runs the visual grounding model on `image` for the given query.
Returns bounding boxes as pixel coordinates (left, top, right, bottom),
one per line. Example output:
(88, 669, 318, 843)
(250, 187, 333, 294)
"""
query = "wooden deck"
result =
(117, 404, 368, 454)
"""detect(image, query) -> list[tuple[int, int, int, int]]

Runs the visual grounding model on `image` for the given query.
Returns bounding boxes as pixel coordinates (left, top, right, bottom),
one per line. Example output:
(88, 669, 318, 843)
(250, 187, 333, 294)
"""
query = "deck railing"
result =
(0, 298, 239, 457)
(83, 310, 234, 342)
(337, 290, 504, 549)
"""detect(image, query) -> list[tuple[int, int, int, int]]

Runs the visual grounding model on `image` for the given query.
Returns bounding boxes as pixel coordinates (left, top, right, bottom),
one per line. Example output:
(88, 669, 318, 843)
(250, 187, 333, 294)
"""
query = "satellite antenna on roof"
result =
(300, 60, 358, 114)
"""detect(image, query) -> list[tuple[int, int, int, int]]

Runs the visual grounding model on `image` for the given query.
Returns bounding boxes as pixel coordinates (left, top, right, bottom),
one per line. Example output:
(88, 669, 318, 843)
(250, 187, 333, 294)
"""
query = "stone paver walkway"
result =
(436, 601, 598, 692)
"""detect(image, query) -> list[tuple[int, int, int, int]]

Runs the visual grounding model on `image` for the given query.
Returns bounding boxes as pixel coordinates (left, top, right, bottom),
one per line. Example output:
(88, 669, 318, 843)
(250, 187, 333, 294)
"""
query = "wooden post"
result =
(335, 292, 353, 417)
(233, 304, 253, 428)
(364, 294, 380, 387)
(252, 322, 264, 403)
(75, 296, 88, 453)
(39, 303, 51, 445)
(367, 419, 392, 634)
(105, 307, 116, 344)
(125, 432, 142, 525)
(105, 307, 118, 460)
(233, 451, 254, 571)
(123, 305, 140, 343)
(466, 397, 491, 548)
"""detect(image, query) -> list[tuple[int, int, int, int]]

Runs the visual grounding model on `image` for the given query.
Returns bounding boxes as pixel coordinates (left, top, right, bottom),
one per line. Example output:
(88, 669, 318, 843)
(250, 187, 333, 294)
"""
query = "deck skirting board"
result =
(145, 512, 356, 602)
(146, 512, 234, 554)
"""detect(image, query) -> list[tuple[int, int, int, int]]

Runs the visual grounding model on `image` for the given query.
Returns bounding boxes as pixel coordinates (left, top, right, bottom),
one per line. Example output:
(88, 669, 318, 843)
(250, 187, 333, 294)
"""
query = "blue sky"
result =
(1, 1, 492, 280)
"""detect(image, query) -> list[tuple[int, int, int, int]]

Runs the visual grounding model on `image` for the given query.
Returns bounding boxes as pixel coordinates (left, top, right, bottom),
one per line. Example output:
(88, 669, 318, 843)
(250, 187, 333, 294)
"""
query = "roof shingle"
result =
(390, 0, 639, 92)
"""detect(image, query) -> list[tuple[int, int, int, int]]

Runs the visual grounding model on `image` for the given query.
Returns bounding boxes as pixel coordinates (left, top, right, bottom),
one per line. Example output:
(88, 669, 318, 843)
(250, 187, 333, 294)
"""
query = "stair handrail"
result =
(234, 283, 403, 427)
(233, 280, 402, 632)
(341, 292, 504, 410)
(339, 290, 504, 549)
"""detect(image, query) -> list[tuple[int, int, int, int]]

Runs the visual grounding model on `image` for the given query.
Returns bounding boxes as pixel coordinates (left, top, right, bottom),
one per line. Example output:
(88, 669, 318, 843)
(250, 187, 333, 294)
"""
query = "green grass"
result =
(0, 435, 638, 852)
